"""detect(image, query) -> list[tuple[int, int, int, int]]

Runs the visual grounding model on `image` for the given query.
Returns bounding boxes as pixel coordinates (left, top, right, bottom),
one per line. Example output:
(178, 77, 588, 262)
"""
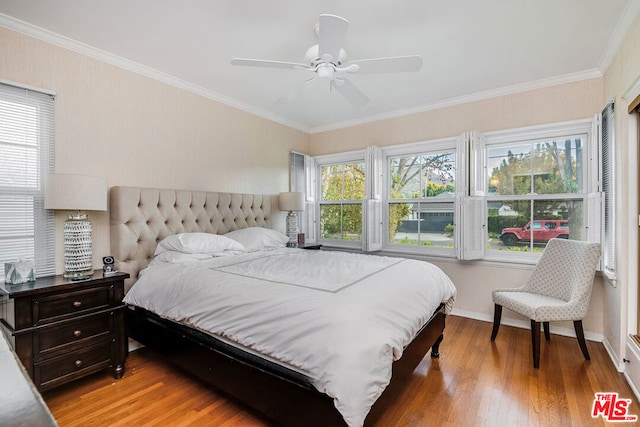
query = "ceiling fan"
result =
(230, 14, 423, 107)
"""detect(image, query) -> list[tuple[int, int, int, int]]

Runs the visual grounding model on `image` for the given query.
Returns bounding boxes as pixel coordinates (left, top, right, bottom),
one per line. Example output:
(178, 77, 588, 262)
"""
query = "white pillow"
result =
(154, 232, 245, 256)
(151, 251, 212, 265)
(224, 227, 289, 252)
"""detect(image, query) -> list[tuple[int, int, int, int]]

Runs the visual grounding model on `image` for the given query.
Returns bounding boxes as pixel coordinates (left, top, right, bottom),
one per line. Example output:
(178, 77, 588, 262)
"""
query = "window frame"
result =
(381, 137, 463, 258)
(0, 81, 56, 280)
(477, 118, 598, 264)
(315, 150, 366, 249)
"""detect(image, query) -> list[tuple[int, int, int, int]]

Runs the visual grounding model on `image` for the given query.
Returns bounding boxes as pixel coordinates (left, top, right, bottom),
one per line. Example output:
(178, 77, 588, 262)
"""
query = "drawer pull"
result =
(73, 301, 82, 308)
(75, 360, 83, 368)
(73, 330, 82, 337)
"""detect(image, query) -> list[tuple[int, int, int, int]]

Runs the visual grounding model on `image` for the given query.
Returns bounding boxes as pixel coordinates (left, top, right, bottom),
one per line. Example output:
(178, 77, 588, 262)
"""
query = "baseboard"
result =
(450, 308, 604, 342)
(602, 336, 624, 372)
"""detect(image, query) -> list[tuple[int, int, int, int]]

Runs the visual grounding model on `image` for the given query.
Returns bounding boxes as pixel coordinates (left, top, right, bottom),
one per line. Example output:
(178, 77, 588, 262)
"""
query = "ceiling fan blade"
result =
(230, 58, 309, 70)
(346, 55, 423, 73)
(275, 77, 318, 104)
(318, 14, 349, 62)
(334, 78, 369, 107)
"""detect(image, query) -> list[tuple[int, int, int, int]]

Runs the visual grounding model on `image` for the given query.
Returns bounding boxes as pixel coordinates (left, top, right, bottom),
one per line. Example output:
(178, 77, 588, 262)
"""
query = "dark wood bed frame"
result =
(127, 304, 445, 426)
(110, 186, 447, 426)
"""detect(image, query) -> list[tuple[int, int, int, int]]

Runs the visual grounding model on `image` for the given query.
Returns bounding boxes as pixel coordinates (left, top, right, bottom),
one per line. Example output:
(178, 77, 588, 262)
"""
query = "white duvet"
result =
(124, 248, 456, 426)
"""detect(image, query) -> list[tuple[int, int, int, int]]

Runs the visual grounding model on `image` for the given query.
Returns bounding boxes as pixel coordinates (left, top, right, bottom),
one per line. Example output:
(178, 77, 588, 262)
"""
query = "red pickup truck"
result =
(499, 219, 569, 246)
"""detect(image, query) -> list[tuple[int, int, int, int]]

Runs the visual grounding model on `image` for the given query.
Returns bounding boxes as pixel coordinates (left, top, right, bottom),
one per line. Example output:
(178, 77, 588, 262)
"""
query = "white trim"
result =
(381, 136, 460, 157)
(597, 0, 640, 74)
(625, 75, 640, 109)
(624, 338, 640, 400)
(0, 77, 55, 96)
(313, 149, 366, 165)
(482, 118, 594, 144)
(604, 336, 624, 372)
(626, 111, 639, 337)
(0, 13, 311, 133)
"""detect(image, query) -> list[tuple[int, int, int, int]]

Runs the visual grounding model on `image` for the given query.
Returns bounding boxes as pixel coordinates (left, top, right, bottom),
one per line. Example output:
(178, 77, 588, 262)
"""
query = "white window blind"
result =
(0, 82, 55, 280)
(600, 102, 616, 279)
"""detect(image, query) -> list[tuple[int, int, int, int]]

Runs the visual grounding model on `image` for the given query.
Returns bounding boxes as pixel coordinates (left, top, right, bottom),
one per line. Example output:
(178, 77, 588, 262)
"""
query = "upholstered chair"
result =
(490, 238, 601, 368)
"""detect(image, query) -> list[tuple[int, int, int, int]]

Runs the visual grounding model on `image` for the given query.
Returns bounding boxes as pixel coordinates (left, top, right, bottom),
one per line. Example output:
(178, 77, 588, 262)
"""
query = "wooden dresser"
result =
(0, 270, 129, 392)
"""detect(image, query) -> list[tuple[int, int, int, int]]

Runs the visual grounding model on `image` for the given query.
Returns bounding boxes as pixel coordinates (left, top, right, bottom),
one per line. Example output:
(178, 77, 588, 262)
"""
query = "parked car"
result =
(499, 219, 569, 246)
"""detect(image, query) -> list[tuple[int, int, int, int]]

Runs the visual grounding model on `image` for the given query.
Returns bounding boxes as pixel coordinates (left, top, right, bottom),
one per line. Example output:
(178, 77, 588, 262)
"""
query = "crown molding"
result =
(309, 69, 603, 134)
(0, 10, 621, 136)
(597, 0, 640, 73)
(0, 13, 311, 133)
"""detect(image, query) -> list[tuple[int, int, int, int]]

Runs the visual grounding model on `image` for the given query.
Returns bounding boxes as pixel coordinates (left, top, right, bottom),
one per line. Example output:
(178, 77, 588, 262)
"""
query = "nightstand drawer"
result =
(34, 312, 112, 360)
(33, 285, 113, 325)
(34, 341, 113, 391)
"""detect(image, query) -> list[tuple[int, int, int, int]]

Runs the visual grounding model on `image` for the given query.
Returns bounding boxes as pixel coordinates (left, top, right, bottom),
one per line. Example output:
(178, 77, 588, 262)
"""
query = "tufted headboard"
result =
(110, 186, 272, 291)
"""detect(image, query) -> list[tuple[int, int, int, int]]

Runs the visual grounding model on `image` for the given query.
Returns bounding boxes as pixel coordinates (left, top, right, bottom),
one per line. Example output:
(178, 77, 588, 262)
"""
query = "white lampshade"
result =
(45, 174, 108, 212)
(278, 192, 305, 212)
(44, 173, 107, 279)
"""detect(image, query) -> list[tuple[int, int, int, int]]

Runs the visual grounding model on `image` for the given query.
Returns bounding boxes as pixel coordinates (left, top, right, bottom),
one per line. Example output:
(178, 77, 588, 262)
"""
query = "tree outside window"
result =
(388, 152, 456, 247)
(319, 163, 365, 241)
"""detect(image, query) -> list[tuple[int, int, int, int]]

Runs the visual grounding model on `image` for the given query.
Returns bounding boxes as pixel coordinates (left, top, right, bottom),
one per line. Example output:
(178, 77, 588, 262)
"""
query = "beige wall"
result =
(309, 78, 603, 155)
(2, 18, 634, 341)
(602, 11, 640, 364)
(310, 74, 606, 336)
(0, 27, 310, 271)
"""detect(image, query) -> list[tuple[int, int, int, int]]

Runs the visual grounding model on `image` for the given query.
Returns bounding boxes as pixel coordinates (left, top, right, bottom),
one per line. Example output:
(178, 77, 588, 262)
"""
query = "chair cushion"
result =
(492, 290, 579, 322)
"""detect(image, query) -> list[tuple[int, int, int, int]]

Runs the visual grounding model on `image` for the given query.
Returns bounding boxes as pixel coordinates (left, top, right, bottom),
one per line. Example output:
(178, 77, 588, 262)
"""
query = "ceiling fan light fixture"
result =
(305, 45, 346, 67)
(317, 64, 334, 80)
(230, 14, 422, 107)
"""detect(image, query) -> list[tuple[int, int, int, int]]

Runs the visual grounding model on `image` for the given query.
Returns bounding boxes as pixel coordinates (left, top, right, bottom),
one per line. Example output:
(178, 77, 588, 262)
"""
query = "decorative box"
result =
(4, 260, 36, 284)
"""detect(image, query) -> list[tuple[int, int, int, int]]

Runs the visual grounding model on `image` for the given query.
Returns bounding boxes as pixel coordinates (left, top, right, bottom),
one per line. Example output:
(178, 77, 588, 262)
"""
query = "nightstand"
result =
(0, 270, 129, 392)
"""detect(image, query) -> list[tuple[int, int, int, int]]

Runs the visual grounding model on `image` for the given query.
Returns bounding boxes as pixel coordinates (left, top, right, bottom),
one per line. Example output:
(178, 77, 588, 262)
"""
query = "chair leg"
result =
(543, 322, 550, 341)
(491, 304, 502, 341)
(531, 320, 541, 369)
(574, 320, 590, 361)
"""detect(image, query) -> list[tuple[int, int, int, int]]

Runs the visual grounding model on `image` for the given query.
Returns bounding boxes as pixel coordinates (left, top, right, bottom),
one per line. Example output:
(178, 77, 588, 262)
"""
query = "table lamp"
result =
(44, 174, 107, 280)
(278, 192, 305, 247)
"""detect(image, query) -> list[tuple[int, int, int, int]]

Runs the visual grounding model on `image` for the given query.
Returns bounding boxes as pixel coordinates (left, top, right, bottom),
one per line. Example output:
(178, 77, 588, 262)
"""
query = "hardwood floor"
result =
(43, 315, 640, 426)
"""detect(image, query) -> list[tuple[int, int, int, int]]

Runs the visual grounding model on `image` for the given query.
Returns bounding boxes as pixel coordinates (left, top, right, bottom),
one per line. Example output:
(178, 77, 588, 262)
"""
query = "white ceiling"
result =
(0, 1, 637, 133)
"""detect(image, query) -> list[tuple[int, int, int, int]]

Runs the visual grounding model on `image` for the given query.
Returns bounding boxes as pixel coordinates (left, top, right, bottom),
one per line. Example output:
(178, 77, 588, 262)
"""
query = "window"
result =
(307, 119, 602, 264)
(383, 138, 461, 256)
(477, 119, 597, 261)
(318, 160, 365, 243)
(0, 82, 55, 280)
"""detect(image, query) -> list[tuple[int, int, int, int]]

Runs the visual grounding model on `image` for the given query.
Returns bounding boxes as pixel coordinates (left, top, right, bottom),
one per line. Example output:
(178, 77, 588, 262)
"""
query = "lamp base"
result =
(63, 214, 94, 280)
(285, 211, 299, 248)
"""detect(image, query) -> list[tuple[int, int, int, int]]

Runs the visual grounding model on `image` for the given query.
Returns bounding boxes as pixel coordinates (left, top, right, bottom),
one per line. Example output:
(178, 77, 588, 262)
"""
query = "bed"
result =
(110, 186, 456, 427)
